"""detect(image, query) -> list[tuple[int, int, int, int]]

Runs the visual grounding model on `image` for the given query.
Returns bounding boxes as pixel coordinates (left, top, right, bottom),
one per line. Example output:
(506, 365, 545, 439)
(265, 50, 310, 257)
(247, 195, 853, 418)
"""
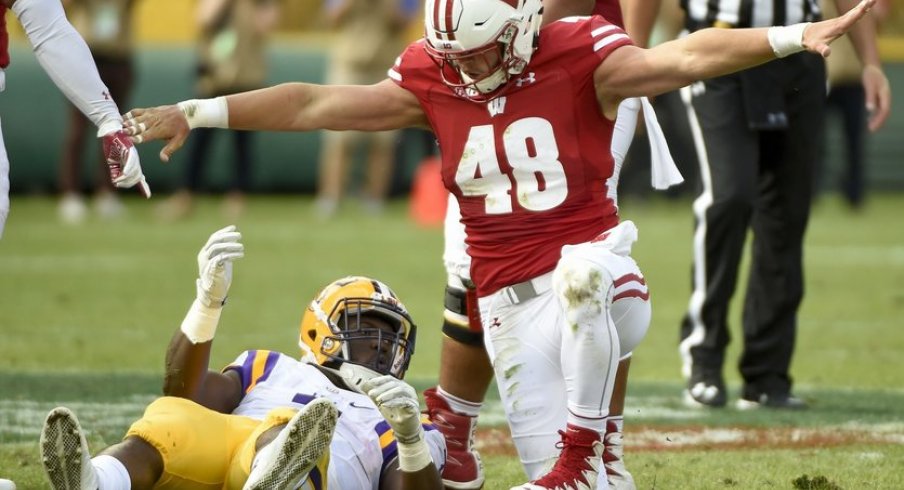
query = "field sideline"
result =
(1, 194, 903, 488)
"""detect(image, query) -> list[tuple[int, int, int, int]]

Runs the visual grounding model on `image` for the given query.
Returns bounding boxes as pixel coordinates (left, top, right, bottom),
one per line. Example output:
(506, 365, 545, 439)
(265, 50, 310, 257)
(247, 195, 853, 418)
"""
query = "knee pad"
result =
(442, 283, 484, 346)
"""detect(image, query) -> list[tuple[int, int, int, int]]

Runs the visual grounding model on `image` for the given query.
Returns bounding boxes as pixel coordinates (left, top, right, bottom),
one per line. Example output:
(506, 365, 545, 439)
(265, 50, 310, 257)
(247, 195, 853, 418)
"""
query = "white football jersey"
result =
(225, 350, 446, 489)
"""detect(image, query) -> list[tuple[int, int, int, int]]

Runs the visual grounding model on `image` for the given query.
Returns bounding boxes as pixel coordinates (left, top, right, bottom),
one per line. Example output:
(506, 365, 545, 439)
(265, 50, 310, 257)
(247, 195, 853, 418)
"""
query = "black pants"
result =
(678, 53, 826, 398)
(183, 87, 256, 193)
(184, 128, 253, 193)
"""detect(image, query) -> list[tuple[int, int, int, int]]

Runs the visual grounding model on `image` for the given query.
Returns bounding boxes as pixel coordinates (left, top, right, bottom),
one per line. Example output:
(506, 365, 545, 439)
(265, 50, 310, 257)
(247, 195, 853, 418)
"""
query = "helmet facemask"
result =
(427, 22, 522, 101)
(326, 299, 416, 378)
(299, 277, 417, 381)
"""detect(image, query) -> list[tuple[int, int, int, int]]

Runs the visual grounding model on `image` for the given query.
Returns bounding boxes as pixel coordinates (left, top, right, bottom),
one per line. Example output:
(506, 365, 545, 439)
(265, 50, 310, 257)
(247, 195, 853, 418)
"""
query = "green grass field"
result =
(1, 193, 903, 489)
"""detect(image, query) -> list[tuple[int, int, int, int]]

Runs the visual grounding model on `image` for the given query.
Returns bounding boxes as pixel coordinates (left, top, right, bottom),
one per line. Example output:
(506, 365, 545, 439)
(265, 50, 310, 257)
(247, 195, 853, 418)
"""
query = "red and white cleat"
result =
(510, 424, 603, 490)
(603, 420, 635, 490)
(423, 387, 485, 489)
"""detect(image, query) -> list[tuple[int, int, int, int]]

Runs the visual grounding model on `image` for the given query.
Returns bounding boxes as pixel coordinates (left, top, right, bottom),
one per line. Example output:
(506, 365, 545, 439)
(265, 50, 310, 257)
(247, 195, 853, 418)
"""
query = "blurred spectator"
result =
(159, 0, 279, 220)
(314, 0, 418, 217)
(58, 0, 138, 224)
(818, 0, 890, 209)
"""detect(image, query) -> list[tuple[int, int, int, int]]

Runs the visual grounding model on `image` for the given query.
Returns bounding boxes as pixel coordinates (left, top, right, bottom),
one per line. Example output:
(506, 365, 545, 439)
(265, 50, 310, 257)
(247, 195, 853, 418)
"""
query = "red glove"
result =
(103, 130, 151, 198)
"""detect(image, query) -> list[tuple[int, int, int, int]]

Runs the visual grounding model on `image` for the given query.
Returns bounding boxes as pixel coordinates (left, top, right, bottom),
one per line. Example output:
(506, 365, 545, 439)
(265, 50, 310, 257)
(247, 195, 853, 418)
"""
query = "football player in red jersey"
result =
(425, 1, 668, 488)
(124, 0, 877, 487)
(0, 0, 149, 238)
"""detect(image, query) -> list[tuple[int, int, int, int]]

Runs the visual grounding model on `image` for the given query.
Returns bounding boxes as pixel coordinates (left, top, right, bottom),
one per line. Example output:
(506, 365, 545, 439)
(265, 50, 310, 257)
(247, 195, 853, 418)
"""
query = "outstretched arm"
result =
(834, 0, 891, 131)
(163, 226, 245, 414)
(124, 79, 428, 162)
(595, 0, 877, 116)
(7, 0, 150, 196)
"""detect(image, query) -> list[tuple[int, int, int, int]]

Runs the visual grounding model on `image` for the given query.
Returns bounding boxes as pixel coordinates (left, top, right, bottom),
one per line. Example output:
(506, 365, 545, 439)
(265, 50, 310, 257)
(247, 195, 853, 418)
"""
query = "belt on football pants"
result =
(501, 271, 554, 305)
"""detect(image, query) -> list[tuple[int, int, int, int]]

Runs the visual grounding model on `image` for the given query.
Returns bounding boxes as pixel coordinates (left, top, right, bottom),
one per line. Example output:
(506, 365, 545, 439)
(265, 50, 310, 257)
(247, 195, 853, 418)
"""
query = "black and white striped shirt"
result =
(681, 0, 823, 30)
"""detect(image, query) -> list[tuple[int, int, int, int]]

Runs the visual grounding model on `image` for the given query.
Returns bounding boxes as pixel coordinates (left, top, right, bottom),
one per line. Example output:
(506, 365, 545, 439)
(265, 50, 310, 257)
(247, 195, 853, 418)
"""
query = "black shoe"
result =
(683, 380, 727, 408)
(736, 393, 808, 410)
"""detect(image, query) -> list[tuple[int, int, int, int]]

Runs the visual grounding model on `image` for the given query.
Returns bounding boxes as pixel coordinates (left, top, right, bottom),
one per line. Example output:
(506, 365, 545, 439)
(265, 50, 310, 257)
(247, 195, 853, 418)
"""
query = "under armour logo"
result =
(487, 96, 507, 117)
(515, 72, 536, 87)
(102, 91, 111, 100)
(490, 317, 502, 329)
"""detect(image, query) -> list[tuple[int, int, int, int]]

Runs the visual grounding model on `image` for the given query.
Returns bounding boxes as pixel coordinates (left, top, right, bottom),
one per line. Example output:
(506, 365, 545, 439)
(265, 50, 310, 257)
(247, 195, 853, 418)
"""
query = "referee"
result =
(678, 0, 891, 408)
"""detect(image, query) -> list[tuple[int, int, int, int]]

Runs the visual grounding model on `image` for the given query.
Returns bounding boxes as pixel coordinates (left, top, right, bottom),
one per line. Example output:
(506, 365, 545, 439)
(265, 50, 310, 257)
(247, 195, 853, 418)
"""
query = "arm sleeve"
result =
(11, 0, 123, 136)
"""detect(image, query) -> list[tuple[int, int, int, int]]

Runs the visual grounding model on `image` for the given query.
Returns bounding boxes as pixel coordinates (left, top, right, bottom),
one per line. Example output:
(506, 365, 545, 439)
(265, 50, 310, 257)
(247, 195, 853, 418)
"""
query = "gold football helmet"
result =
(299, 276, 417, 379)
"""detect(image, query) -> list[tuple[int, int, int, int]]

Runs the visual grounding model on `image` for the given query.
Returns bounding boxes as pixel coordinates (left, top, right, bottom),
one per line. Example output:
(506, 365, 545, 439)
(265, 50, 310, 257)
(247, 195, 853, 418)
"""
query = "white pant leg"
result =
(611, 270, 652, 357)
(552, 221, 651, 416)
(552, 250, 620, 425)
(0, 117, 9, 239)
(479, 223, 652, 480)
(479, 286, 568, 479)
(442, 194, 471, 283)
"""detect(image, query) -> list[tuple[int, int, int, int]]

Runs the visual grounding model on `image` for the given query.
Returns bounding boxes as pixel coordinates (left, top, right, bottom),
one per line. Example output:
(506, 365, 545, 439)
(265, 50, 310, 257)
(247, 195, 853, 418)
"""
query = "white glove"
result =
(195, 225, 244, 308)
(362, 375, 423, 444)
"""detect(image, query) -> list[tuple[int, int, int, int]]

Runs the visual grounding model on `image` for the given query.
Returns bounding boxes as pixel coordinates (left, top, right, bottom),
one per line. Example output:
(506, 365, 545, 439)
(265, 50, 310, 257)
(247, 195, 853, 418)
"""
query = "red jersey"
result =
(593, 0, 625, 29)
(392, 17, 632, 295)
(1, 5, 10, 69)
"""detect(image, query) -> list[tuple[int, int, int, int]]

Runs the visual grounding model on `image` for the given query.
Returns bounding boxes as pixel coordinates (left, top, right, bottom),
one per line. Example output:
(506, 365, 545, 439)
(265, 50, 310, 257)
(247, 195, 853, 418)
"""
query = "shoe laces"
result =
(533, 429, 600, 487)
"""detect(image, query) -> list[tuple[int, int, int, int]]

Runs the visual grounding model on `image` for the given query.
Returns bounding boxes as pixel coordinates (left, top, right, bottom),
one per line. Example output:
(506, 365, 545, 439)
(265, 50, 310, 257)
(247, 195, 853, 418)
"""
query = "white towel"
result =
(640, 97, 684, 190)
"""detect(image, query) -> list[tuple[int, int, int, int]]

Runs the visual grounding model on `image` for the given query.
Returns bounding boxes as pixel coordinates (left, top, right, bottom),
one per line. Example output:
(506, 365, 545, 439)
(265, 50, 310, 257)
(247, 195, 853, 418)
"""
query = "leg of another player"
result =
(604, 357, 636, 490)
(361, 132, 395, 214)
(315, 131, 352, 218)
(427, 199, 490, 489)
(424, 335, 492, 489)
(439, 335, 494, 403)
(424, 279, 492, 489)
(96, 437, 165, 489)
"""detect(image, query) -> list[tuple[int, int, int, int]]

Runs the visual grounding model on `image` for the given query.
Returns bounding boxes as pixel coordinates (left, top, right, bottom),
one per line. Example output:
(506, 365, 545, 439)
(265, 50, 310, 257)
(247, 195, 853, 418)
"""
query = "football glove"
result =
(196, 225, 244, 308)
(102, 130, 151, 198)
(362, 375, 423, 444)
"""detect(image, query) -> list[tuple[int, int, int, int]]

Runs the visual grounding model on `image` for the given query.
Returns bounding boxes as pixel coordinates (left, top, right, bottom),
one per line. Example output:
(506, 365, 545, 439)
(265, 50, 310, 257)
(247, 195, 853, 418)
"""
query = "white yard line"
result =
(0, 397, 153, 438)
(5, 396, 903, 448)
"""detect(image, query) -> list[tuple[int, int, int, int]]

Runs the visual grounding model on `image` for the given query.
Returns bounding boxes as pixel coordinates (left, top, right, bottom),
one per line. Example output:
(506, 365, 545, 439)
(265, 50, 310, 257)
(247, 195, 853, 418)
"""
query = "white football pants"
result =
(479, 220, 651, 479)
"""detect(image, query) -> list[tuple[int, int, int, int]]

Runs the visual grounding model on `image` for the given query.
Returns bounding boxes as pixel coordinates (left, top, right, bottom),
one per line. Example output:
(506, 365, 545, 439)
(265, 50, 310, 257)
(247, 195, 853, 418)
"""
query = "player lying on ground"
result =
(40, 226, 445, 490)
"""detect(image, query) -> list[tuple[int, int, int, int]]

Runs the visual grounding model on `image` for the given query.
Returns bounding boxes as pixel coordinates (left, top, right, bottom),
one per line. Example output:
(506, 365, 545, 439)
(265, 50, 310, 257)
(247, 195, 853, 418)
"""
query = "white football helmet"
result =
(424, 0, 543, 101)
